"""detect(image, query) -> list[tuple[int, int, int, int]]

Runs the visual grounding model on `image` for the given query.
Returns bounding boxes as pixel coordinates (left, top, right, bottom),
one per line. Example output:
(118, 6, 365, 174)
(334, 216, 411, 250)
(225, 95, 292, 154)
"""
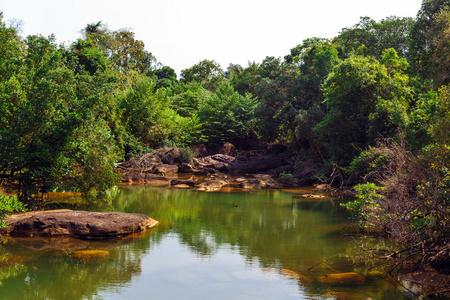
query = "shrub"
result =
(0, 194, 26, 228)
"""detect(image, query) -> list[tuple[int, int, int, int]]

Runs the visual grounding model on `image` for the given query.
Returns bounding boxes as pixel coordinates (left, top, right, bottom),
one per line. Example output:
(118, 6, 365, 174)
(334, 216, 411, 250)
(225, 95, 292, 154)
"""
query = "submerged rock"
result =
(72, 250, 109, 260)
(280, 269, 313, 283)
(317, 272, 366, 285)
(1, 210, 158, 239)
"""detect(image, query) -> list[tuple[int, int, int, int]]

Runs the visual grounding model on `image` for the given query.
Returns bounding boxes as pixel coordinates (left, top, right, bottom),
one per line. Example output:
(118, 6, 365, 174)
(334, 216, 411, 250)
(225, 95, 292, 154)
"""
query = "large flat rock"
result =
(1, 210, 158, 239)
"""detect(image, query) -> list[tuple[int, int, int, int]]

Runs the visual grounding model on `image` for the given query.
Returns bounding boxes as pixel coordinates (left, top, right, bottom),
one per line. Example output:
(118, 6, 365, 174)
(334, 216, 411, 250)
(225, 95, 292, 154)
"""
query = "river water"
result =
(0, 185, 422, 299)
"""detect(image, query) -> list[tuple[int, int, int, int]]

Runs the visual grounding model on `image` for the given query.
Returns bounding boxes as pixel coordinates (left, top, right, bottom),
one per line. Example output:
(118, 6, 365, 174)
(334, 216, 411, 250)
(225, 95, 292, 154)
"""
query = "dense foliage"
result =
(0, 1, 450, 270)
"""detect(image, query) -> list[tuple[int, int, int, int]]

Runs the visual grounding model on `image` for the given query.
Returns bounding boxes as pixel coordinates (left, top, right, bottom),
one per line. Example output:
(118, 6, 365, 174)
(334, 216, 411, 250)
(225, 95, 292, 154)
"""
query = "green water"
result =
(0, 186, 420, 299)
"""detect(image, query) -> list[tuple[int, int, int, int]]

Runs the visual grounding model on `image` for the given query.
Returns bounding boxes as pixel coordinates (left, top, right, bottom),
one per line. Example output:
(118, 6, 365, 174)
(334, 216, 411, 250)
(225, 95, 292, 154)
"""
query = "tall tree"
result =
(315, 50, 412, 164)
(180, 59, 224, 91)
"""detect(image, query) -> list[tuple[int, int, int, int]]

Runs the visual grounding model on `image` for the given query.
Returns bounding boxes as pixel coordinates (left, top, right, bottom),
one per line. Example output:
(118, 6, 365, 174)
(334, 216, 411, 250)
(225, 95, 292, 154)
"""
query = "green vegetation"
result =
(0, 194, 26, 227)
(0, 1, 449, 271)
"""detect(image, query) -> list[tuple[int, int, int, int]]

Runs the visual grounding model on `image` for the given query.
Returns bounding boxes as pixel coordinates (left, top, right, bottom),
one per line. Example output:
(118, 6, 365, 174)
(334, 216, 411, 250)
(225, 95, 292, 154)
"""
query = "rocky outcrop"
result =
(117, 147, 182, 174)
(1, 210, 158, 239)
(116, 143, 325, 190)
(194, 154, 236, 172)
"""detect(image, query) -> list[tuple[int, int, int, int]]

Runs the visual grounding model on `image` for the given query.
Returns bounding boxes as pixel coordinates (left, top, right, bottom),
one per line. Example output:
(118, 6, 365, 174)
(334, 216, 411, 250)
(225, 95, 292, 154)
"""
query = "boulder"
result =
(196, 179, 229, 192)
(219, 142, 236, 157)
(1, 210, 158, 239)
(155, 164, 178, 176)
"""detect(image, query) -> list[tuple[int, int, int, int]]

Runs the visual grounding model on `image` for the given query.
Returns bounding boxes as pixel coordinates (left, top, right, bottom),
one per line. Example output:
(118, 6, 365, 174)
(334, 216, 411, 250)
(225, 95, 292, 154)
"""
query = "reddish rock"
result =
(1, 210, 158, 239)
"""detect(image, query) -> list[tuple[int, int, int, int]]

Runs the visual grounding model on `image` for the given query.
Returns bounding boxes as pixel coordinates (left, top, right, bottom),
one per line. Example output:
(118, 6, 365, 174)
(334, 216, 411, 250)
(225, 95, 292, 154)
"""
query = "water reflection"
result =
(0, 186, 414, 299)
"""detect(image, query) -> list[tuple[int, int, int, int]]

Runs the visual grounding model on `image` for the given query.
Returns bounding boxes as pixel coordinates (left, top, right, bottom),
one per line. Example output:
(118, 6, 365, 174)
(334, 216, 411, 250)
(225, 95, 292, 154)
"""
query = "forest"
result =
(0, 0, 449, 272)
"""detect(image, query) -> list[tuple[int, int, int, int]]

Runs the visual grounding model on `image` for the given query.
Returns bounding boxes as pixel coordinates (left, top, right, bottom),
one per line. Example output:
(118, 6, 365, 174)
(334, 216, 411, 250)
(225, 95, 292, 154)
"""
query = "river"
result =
(0, 185, 421, 299)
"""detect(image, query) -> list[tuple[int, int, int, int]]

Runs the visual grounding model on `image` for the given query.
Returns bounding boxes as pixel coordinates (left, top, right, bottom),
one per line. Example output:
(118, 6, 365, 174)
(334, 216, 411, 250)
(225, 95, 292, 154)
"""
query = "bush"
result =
(0, 194, 26, 228)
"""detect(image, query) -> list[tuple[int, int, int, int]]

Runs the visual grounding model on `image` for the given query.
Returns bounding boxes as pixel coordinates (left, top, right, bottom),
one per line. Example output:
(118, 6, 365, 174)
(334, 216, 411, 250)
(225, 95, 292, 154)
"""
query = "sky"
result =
(1, 0, 423, 75)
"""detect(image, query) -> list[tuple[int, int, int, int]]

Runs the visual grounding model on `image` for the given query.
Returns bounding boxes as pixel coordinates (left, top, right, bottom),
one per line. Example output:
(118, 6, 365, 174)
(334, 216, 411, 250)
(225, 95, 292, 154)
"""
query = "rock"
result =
(399, 272, 450, 289)
(172, 184, 192, 189)
(195, 154, 236, 172)
(121, 173, 170, 185)
(239, 179, 263, 190)
(219, 142, 236, 157)
(280, 269, 313, 283)
(121, 173, 147, 184)
(193, 143, 208, 158)
(117, 147, 182, 173)
(178, 163, 196, 173)
(317, 272, 366, 285)
(196, 179, 229, 192)
(144, 174, 171, 185)
(72, 250, 109, 260)
(155, 164, 178, 176)
(1, 210, 158, 239)
(170, 179, 196, 187)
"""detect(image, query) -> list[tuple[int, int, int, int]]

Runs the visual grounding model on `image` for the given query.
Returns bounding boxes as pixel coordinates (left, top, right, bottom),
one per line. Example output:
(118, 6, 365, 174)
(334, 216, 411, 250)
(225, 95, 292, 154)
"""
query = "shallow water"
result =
(0, 186, 421, 299)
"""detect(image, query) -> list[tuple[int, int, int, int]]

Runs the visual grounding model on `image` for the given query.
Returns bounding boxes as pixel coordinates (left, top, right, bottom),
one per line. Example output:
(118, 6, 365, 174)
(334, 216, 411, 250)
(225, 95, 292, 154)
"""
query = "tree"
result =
(180, 59, 224, 91)
(409, 0, 450, 84)
(0, 21, 121, 204)
(197, 82, 256, 145)
(120, 77, 202, 150)
(429, 7, 450, 87)
(334, 16, 414, 59)
(315, 50, 412, 164)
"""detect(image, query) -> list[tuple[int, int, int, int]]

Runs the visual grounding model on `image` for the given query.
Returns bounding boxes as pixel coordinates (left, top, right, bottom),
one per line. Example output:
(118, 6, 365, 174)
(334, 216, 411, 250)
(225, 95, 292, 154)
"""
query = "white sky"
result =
(1, 0, 423, 75)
